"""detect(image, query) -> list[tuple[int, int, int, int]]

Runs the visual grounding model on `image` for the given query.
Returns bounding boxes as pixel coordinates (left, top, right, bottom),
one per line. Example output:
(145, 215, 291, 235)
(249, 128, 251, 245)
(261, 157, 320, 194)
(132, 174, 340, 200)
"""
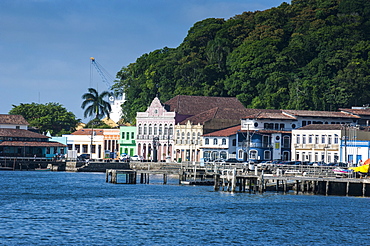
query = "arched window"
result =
(169, 124, 173, 135)
(181, 132, 185, 144)
(148, 124, 152, 135)
(249, 150, 258, 159)
(164, 124, 168, 135)
(213, 138, 218, 145)
(154, 124, 157, 135)
(158, 124, 162, 135)
(205, 138, 209, 145)
(143, 124, 147, 135)
(222, 138, 226, 145)
(187, 132, 190, 144)
(138, 124, 142, 135)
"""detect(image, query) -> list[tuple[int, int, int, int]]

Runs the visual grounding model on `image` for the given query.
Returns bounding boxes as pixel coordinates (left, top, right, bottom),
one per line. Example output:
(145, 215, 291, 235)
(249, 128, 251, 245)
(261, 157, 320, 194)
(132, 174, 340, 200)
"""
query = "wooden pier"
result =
(106, 162, 370, 197)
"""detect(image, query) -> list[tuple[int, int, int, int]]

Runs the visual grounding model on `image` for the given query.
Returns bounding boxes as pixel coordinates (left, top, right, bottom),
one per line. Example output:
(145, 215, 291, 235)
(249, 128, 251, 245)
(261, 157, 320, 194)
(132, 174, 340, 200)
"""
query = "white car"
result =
(130, 155, 143, 161)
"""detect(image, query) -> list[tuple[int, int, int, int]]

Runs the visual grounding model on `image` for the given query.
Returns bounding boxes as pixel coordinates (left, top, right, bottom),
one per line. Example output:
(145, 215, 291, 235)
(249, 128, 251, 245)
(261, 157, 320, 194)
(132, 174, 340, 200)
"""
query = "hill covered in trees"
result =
(112, 0, 370, 124)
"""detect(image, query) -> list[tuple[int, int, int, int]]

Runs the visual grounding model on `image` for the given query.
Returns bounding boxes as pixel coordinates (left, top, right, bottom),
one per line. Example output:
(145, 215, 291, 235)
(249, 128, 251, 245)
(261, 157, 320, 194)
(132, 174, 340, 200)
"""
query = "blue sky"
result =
(0, 0, 290, 121)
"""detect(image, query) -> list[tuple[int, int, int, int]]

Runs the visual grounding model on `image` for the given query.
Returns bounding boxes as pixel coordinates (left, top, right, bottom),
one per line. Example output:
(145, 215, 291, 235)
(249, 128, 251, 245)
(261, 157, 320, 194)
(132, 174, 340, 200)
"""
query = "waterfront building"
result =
(0, 114, 66, 158)
(119, 125, 136, 156)
(201, 125, 240, 161)
(292, 124, 370, 165)
(63, 129, 104, 159)
(136, 95, 247, 162)
(63, 128, 120, 159)
(175, 107, 256, 162)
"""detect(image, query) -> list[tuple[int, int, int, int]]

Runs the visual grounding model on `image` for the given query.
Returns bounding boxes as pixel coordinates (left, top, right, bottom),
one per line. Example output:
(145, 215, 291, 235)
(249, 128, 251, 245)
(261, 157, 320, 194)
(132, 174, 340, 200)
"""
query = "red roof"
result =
(203, 125, 241, 137)
(0, 141, 66, 147)
(0, 128, 49, 138)
(164, 95, 246, 116)
(0, 114, 29, 125)
(71, 129, 104, 135)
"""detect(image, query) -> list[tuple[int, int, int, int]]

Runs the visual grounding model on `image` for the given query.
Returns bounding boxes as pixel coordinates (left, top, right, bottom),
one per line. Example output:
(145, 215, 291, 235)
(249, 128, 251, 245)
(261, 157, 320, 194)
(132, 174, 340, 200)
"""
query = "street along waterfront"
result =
(0, 171, 368, 245)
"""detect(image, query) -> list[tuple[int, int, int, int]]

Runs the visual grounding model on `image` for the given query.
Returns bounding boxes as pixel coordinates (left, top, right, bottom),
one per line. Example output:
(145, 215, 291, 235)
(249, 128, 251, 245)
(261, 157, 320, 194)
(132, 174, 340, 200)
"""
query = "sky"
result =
(0, 0, 290, 122)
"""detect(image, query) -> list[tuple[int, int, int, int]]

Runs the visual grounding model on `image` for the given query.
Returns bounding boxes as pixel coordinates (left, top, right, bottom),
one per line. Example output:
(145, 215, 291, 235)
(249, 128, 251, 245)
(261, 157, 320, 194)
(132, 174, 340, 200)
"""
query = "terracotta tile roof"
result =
(71, 129, 104, 135)
(180, 107, 254, 125)
(243, 110, 296, 120)
(0, 128, 49, 138)
(0, 141, 66, 147)
(240, 129, 291, 134)
(282, 110, 360, 119)
(297, 124, 344, 130)
(0, 114, 29, 125)
(164, 95, 246, 116)
(339, 108, 370, 116)
(203, 125, 241, 137)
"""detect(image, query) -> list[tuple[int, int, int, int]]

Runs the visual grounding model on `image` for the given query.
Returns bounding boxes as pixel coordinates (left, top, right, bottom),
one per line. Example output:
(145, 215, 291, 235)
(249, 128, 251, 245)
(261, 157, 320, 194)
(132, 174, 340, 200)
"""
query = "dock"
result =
(105, 162, 370, 197)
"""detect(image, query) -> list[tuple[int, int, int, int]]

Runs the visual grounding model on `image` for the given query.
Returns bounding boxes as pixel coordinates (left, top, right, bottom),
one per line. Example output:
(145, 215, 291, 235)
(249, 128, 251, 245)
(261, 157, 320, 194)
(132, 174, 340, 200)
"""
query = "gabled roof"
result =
(164, 95, 245, 116)
(0, 141, 66, 147)
(243, 110, 295, 120)
(339, 108, 370, 116)
(71, 129, 104, 135)
(203, 125, 241, 137)
(0, 114, 29, 125)
(0, 128, 49, 138)
(282, 110, 360, 119)
(180, 107, 255, 125)
(296, 124, 344, 130)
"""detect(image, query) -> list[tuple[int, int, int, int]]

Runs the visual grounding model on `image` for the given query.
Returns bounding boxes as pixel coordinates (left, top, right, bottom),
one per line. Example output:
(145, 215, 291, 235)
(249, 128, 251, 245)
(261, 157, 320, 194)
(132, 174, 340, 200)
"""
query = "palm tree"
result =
(81, 88, 112, 119)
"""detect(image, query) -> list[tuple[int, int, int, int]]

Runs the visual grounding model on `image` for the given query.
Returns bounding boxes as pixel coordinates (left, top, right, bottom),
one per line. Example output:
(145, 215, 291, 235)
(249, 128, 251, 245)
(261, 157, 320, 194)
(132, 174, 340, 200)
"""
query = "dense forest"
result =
(112, 0, 370, 124)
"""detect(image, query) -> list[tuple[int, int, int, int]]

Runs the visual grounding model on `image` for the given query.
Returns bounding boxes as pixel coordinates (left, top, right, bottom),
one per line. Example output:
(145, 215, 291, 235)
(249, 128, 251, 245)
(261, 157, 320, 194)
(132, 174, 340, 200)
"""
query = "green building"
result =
(119, 126, 136, 156)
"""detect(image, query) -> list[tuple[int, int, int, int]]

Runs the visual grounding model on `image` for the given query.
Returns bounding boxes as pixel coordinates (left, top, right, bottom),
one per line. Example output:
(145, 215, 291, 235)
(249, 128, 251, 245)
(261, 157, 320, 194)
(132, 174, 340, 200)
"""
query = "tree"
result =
(9, 102, 79, 136)
(81, 88, 112, 120)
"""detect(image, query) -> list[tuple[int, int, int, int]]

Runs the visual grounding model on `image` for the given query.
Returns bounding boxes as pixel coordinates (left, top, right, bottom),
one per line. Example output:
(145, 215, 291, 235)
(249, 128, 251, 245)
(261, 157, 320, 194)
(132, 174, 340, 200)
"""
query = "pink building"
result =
(136, 97, 175, 161)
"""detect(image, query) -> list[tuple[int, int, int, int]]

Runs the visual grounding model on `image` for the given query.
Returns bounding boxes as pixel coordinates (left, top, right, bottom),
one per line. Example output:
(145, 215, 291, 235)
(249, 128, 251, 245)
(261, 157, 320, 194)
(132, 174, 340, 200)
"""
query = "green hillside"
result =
(112, 0, 370, 124)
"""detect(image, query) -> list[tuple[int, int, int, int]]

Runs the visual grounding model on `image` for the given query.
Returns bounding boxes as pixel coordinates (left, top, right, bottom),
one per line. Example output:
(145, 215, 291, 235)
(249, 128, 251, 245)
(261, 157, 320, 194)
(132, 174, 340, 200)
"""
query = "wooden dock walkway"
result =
(106, 162, 370, 197)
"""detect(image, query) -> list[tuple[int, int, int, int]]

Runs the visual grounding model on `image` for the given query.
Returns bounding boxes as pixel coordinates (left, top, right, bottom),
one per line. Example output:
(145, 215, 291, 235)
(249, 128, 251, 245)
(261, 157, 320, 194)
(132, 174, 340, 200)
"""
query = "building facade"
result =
(119, 126, 136, 157)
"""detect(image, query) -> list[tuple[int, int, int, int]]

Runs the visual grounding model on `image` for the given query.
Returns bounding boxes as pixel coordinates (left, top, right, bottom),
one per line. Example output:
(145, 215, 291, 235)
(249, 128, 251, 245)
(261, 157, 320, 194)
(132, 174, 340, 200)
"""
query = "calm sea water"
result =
(0, 171, 368, 246)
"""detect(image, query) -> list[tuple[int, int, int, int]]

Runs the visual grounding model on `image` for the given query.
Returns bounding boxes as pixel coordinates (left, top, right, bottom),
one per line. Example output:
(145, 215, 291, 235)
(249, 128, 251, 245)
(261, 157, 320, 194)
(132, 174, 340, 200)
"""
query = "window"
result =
(232, 139, 236, 146)
(122, 132, 125, 139)
(148, 124, 152, 135)
(126, 132, 130, 140)
(154, 124, 157, 135)
(143, 124, 147, 135)
(187, 132, 190, 144)
(131, 132, 134, 139)
(75, 144, 80, 153)
(321, 135, 325, 144)
(82, 145, 88, 153)
(250, 150, 258, 159)
(205, 138, 209, 145)
(282, 136, 290, 148)
(328, 135, 332, 144)
(158, 124, 162, 135)
(334, 134, 338, 144)
(280, 124, 285, 130)
(91, 145, 96, 154)
(254, 122, 258, 127)
(308, 135, 312, 144)
(315, 135, 319, 144)
(222, 138, 226, 145)
(164, 124, 168, 135)
(238, 150, 244, 159)
(213, 138, 218, 145)
(302, 135, 306, 144)
(264, 151, 271, 160)
(138, 124, 142, 135)
(46, 147, 50, 154)
(296, 135, 300, 144)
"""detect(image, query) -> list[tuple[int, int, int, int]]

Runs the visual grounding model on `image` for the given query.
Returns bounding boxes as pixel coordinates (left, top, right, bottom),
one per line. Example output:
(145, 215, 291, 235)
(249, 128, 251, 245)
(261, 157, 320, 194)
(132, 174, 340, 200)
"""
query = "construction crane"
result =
(90, 57, 114, 90)
(89, 57, 125, 123)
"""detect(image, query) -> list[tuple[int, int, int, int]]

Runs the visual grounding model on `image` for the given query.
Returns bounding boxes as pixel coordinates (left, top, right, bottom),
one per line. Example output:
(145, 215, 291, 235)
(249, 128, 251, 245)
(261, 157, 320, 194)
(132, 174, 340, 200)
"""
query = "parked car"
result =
(225, 158, 242, 163)
(78, 154, 90, 160)
(130, 155, 143, 161)
(120, 154, 130, 162)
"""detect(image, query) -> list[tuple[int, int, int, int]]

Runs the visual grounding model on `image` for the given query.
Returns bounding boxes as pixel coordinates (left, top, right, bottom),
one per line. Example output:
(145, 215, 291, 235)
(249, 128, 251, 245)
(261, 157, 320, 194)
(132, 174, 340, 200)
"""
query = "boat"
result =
(34, 168, 51, 171)
(332, 167, 352, 175)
